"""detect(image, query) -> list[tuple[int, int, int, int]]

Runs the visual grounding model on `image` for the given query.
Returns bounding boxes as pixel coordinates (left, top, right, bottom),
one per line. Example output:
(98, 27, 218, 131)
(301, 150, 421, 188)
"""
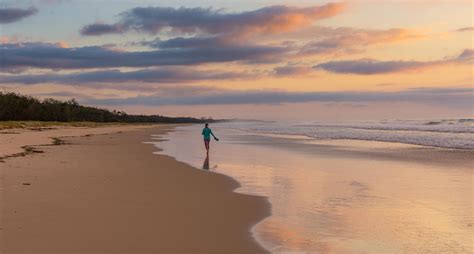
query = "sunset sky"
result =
(1, 0, 472, 121)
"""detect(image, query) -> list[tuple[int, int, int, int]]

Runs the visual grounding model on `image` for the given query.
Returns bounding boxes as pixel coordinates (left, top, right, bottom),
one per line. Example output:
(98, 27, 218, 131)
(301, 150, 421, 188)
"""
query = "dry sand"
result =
(0, 125, 270, 254)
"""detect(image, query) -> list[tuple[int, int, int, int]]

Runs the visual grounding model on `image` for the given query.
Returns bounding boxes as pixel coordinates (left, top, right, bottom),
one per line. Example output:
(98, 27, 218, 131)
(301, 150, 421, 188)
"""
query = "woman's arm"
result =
(211, 130, 219, 140)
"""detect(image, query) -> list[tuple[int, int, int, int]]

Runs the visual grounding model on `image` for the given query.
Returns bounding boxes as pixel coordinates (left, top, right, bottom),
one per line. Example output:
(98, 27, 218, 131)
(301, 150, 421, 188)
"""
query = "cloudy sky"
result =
(0, 0, 472, 121)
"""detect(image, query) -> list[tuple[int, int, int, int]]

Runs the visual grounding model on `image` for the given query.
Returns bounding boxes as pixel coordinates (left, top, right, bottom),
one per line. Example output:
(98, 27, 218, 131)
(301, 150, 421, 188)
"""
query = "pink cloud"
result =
(80, 3, 346, 39)
(298, 27, 423, 56)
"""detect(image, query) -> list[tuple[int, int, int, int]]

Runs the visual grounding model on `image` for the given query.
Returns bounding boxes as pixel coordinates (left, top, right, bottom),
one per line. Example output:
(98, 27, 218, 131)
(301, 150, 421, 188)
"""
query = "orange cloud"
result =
(55, 41, 69, 48)
(347, 28, 422, 45)
(298, 27, 423, 56)
(0, 36, 19, 43)
(236, 3, 346, 37)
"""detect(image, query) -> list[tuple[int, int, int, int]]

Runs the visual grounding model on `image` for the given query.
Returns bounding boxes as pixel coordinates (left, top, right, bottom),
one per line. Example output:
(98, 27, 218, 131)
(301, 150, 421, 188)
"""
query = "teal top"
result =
(202, 127, 215, 140)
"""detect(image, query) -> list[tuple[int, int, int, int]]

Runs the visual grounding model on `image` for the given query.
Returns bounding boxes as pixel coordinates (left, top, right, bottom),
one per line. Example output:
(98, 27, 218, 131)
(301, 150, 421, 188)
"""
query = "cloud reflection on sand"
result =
(154, 123, 473, 253)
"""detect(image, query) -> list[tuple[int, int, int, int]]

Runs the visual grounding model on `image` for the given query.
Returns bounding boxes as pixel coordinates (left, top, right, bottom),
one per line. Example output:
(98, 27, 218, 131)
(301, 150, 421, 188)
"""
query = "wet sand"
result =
(156, 124, 474, 253)
(0, 125, 270, 253)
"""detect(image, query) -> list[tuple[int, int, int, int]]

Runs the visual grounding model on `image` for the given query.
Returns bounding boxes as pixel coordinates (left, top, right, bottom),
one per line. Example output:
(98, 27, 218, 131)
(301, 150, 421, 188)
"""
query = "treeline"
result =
(0, 92, 213, 123)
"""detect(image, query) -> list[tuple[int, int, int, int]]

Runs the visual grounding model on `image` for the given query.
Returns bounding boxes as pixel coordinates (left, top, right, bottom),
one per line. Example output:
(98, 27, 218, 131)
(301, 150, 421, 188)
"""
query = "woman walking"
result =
(202, 123, 219, 154)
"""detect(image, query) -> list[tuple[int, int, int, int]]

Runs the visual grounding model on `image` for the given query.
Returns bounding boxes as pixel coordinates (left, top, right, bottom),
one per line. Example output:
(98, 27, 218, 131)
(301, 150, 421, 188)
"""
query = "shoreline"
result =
(155, 124, 473, 253)
(0, 125, 271, 253)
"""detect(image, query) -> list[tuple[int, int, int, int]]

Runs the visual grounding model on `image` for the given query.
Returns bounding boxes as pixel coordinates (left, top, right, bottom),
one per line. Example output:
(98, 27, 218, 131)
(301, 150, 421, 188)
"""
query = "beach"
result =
(0, 125, 269, 254)
(2, 0, 471, 252)
(2, 0, 472, 252)
(156, 122, 473, 253)
(1, 121, 472, 254)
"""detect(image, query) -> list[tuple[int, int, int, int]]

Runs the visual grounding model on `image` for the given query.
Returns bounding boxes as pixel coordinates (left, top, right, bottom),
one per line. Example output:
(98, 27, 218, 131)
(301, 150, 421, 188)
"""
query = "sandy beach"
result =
(157, 123, 473, 253)
(0, 125, 270, 254)
(1, 122, 472, 253)
(2, 0, 471, 252)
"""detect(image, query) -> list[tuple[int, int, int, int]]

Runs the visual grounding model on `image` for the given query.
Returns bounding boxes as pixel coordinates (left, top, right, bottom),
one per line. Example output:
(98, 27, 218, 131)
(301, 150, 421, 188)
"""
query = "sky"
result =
(0, 0, 472, 121)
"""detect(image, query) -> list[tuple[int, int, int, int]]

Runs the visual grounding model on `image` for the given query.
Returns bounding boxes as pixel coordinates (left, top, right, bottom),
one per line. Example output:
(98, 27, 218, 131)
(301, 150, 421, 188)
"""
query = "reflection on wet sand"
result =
(202, 153, 209, 170)
(156, 125, 474, 254)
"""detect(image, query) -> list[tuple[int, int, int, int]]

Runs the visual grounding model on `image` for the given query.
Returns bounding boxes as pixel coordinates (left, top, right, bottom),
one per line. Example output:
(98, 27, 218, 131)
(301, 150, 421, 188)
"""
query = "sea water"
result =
(223, 118, 474, 150)
(152, 119, 473, 253)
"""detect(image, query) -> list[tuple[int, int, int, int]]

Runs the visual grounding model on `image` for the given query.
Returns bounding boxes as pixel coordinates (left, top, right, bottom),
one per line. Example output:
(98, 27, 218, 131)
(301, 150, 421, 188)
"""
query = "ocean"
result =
(152, 119, 473, 253)
(219, 118, 474, 150)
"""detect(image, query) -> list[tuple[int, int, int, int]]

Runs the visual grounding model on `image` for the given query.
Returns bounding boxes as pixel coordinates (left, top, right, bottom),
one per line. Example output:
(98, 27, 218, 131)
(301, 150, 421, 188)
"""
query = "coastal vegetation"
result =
(0, 92, 212, 125)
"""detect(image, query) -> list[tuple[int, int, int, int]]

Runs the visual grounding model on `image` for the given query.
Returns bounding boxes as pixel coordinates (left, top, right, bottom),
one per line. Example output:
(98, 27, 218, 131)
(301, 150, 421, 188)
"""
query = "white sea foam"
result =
(221, 118, 474, 150)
